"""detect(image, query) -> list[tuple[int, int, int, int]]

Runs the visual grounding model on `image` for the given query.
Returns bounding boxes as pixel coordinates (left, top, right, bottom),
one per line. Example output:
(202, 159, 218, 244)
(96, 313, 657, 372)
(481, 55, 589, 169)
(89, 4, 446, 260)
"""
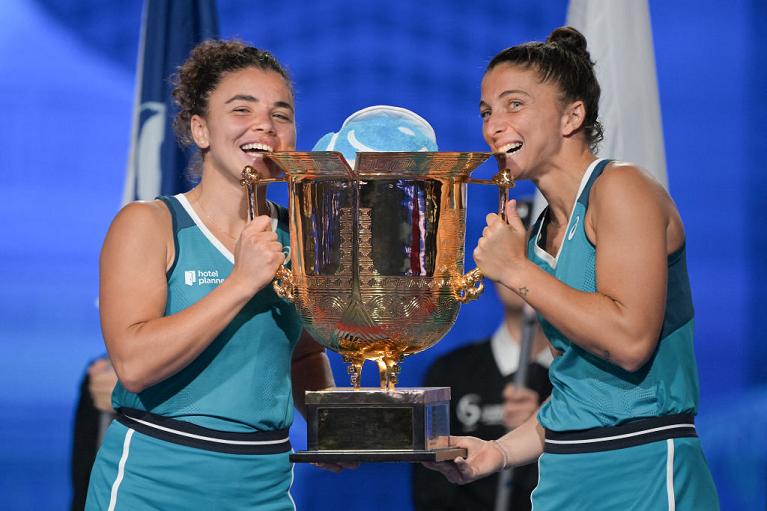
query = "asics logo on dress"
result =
(567, 216, 580, 241)
(184, 270, 224, 286)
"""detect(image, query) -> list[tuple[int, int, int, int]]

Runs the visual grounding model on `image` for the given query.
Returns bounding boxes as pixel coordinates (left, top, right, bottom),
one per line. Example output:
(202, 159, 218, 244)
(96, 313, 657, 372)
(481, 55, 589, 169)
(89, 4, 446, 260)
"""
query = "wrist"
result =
(490, 439, 511, 471)
(500, 259, 531, 296)
(221, 271, 257, 303)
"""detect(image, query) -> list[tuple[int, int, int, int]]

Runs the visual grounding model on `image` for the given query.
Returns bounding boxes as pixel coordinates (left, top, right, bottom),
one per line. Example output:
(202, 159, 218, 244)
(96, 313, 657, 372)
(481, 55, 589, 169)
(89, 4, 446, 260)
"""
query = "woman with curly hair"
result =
(85, 40, 333, 510)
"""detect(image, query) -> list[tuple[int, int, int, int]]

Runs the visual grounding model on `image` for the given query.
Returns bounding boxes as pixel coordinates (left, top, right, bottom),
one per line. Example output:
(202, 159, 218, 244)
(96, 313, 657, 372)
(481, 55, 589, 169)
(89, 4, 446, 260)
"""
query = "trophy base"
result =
(293, 387, 462, 464)
(290, 447, 466, 463)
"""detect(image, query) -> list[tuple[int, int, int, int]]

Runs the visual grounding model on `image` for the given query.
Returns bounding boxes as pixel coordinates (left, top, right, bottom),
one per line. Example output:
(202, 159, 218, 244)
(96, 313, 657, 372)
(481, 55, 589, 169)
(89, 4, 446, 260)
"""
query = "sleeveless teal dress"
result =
(86, 195, 302, 511)
(527, 160, 718, 510)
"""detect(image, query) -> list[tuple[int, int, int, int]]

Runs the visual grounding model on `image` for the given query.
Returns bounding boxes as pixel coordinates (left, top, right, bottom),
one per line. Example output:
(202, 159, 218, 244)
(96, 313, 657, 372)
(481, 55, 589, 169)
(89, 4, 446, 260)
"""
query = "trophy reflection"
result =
(242, 148, 512, 463)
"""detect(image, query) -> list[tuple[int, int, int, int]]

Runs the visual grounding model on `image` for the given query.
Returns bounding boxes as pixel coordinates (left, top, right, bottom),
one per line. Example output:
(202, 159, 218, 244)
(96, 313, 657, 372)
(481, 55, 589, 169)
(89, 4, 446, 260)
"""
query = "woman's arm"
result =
(475, 166, 677, 372)
(424, 410, 545, 484)
(100, 201, 284, 393)
(291, 330, 334, 419)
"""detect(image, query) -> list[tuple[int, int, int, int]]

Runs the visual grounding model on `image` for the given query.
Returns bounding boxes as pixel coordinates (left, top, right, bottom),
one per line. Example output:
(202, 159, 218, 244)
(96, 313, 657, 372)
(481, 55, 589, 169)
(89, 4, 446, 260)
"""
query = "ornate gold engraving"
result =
(255, 151, 505, 390)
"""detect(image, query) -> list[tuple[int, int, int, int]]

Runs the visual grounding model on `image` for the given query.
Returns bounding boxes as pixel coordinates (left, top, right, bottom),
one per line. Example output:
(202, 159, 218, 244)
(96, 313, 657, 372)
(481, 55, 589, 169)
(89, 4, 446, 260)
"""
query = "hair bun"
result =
(547, 26, 589, 56)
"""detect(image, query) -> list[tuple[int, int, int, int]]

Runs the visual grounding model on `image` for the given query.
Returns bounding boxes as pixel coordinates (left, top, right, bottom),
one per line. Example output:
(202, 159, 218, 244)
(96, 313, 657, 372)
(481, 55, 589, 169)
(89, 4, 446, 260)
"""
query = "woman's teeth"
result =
(498, 142, 522, 154)
(241, 143, 273, 153)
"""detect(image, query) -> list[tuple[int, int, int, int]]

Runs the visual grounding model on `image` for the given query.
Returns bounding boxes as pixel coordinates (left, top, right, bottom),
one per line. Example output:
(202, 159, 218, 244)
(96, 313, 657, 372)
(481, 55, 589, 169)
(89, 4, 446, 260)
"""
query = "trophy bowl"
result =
(243, 151, 511, 462)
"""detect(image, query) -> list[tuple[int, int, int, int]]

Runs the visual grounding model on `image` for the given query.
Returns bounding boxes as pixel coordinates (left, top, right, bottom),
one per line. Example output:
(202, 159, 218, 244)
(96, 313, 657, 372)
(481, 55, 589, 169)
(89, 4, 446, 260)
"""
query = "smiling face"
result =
(480, 63, 573, 178)
(191, 66, 296, 180)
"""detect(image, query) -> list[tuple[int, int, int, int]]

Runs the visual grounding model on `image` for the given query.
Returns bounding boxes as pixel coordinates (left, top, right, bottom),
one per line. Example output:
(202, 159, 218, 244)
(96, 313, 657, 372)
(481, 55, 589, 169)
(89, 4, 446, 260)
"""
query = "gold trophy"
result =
(241, 150, 512, 463)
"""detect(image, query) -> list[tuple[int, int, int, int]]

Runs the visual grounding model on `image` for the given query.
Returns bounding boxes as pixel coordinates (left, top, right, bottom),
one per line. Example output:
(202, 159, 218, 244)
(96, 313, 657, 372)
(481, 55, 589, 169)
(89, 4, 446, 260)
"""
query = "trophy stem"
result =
(376, 360, 387, 390)
(345, 356, 364, 389)
(387, 357, 401, 391)
(376, 356, 402, 391)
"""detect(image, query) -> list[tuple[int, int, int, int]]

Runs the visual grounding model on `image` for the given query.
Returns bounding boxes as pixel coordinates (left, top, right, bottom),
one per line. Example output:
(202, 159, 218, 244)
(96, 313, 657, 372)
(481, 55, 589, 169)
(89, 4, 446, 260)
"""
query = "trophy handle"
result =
(493, 167, 514, 222)
(240, 165, 286, 219)
(451, 268, 484, 303)
(240, 165, 262, 219)
(240, 165, 295, 301)
(455, 165, 515, 303)
(467, 166, 515, 219)
(273, 265, 296, 302)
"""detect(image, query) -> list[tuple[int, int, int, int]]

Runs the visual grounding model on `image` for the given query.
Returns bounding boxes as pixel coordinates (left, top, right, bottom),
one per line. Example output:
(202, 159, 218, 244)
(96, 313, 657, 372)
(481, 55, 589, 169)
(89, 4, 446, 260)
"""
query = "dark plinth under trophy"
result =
(290, 387, 466, 463)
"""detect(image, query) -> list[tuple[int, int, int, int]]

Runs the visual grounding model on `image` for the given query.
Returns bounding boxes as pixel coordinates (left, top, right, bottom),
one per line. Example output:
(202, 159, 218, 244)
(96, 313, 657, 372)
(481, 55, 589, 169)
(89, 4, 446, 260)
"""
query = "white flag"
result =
(567, 0, 668, 188)
(532, 0, 668, 218)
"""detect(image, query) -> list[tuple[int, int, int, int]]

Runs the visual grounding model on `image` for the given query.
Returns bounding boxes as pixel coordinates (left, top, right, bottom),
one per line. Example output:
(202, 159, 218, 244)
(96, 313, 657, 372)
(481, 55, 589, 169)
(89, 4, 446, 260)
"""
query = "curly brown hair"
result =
(171, 39, 292, 147)
(487, 26, 603, 153)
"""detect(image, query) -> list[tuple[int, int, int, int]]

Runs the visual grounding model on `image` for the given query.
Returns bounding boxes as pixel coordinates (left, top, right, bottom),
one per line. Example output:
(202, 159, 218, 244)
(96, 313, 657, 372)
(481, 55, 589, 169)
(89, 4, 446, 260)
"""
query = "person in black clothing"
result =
(70, 357, 116, 511)
(412, 201, 553, 511)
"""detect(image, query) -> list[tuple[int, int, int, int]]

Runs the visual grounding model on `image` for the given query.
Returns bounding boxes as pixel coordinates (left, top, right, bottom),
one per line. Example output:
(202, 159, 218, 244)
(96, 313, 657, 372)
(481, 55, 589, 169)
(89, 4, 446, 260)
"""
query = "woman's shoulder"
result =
(592, 160, 670, 206)
(108, 199, 173, 241)
(120, 198, 170, 214)
(588, 160, 684, 247)
(601, 160, 664, 187)
(101, 199, 175, 270)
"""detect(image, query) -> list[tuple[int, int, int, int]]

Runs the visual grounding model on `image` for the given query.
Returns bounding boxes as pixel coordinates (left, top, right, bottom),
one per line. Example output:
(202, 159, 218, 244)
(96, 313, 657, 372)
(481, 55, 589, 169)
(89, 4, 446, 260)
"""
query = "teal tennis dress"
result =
(528, 159, 719, 510)
(85, 195, 302, 510)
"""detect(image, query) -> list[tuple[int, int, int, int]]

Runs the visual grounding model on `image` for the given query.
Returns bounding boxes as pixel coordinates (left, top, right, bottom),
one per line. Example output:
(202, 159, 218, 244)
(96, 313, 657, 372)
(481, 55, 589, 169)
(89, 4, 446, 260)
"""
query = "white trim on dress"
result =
(107, 428, 134, 511)
(175, 193, 280, 265)
(532, 158, 606, 269)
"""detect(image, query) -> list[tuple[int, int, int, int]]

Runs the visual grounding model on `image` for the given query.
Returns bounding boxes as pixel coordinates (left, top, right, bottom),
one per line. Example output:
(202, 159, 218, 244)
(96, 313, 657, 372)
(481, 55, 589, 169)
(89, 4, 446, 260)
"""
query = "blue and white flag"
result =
(123, 0, 219, 203)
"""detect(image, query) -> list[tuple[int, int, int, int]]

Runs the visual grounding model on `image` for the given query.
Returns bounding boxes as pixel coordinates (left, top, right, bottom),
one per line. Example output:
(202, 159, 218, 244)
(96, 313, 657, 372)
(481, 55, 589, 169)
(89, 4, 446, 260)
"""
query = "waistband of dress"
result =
(544, 413, 696, 454)
(116, 407, 291, 455)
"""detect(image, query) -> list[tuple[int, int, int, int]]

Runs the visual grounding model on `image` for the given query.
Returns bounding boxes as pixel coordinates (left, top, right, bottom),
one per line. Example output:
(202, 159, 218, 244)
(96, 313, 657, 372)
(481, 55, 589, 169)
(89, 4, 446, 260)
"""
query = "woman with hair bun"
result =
(85, 40, 334, 510)
(427, 27, 719, 509)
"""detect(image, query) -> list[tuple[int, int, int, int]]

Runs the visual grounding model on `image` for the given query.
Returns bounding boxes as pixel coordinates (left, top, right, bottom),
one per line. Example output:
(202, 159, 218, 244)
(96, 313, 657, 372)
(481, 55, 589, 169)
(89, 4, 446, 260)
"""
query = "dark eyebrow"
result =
(274, 101, 294, 113)
(225, 95, 295, 113)
(225, 94, 257, 104)
(479, 89, 531, 109)
(499, 89, 531, 99)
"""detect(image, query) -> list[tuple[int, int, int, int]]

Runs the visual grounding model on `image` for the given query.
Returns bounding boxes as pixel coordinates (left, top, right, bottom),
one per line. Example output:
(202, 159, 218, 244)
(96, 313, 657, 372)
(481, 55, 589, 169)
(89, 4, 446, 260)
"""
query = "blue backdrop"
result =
(0, 1, 764, 509)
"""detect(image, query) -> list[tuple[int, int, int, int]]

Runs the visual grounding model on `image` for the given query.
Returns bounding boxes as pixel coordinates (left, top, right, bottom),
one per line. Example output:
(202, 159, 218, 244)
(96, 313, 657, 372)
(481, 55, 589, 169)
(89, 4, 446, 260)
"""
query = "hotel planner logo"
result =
(184, 270, 224, 286)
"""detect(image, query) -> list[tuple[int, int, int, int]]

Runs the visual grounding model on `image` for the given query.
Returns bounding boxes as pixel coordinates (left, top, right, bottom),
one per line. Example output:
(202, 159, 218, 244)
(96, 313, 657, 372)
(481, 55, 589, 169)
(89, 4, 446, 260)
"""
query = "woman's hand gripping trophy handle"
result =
(240, 166, 296, 301)
(452, 167, 515, 303)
